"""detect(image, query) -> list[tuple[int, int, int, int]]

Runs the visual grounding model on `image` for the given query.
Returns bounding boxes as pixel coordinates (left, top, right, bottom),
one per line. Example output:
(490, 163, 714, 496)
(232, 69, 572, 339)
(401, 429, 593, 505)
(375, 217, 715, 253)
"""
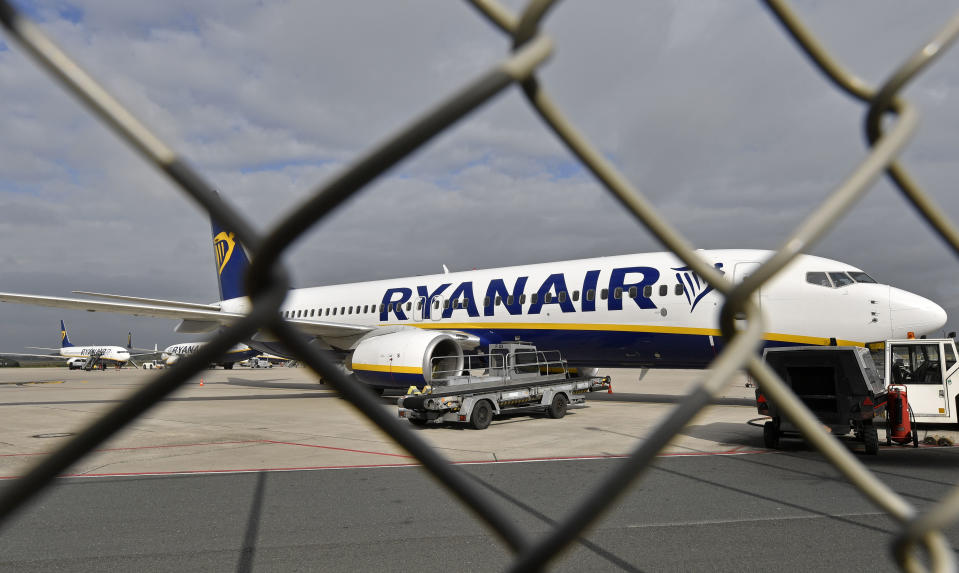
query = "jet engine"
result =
(349, 330, 463, 388)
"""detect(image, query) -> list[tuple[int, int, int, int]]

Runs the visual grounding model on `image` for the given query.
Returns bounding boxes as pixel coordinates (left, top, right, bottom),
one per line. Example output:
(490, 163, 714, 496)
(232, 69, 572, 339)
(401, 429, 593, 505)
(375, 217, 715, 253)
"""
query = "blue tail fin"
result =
(60, 320, 74, 348)
(211, 218, 251, 301)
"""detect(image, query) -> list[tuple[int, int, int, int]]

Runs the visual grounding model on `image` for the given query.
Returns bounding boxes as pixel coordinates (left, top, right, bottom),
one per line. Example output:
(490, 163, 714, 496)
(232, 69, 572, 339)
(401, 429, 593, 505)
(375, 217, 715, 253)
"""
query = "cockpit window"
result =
(828, 272, 855, 288)
(806, 272, 831, 287)
(848, 271, 876, 284)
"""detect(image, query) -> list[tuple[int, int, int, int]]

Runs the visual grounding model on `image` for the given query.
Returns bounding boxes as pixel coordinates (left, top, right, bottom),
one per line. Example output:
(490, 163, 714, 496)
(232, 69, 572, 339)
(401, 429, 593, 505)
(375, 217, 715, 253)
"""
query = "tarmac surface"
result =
(0, 366, 763, 478)
(0, 366, 956, 571)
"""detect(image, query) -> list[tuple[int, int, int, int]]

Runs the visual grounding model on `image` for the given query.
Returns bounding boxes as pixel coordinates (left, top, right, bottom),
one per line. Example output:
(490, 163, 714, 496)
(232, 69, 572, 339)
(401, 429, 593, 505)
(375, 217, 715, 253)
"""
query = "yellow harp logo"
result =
(214, 231, 236, 276)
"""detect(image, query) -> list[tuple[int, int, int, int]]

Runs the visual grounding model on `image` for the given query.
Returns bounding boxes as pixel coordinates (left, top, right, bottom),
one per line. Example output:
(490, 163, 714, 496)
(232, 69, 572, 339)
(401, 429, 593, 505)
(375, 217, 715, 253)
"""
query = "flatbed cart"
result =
(398, 342, 610, 429)
(758, 346, 887, 455)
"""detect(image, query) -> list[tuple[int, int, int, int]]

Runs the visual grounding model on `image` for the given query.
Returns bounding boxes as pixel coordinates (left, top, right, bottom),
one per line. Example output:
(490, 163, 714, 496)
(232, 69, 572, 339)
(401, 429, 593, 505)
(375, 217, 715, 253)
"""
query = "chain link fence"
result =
(1, 0, 959, 570)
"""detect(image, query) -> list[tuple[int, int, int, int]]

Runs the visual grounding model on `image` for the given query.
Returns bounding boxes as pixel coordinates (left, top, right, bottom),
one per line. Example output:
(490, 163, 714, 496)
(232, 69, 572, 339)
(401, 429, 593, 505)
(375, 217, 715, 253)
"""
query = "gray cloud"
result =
(1, 0, 958, 352)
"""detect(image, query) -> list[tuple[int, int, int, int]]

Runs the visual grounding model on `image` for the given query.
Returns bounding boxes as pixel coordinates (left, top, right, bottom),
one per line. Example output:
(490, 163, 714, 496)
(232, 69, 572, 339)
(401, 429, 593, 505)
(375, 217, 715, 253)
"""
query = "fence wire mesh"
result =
(1, 0, 959, 570)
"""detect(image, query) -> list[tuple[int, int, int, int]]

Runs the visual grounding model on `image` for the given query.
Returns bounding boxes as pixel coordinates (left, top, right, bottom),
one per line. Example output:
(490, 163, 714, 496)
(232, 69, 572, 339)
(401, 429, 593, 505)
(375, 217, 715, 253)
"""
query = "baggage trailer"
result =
(398, 342, 610, 429)
(758, 346, 887, 454)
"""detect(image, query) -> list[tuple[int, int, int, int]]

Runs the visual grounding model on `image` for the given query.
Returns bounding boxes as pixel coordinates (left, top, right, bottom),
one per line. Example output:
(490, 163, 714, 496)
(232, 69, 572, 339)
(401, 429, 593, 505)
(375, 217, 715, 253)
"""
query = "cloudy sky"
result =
(0, 1, 958, 352)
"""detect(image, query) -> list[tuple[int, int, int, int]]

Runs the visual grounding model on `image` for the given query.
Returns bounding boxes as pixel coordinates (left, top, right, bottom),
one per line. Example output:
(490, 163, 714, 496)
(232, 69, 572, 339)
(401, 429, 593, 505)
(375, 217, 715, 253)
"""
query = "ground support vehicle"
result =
(758, 346, 887, 455)
(871, 337, 959, 425)
(397, 342, 610, 429)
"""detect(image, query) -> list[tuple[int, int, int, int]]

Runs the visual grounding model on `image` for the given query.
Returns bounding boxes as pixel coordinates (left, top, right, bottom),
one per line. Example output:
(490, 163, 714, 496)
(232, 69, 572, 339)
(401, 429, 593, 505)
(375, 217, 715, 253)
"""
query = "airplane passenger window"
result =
(586, 290, 594, 302)
(848, 271, 877, 284)
(463, 298, 470, 307)
(506, 295, 513, 305)
(332, 308, 337, 315)
(495, 296, 501, 306)
(659, 285, 667, 296)
(485, 297, 491, 307)
(341, 307, 346, 314)
(806, 272, 831, 287)
(544, 293, 552, 303)
(614, 287, 622, 300)
(559, 292, 567, 303)
(433, 300, 440, 309)
(416, 301, 422, 310)
(444, 300, 450, 309)
(406, 302, 412, 311)
(828, 272, 855, 288)
(601, 289, 608, 300)
(348, 307, 353, 315)
(642, 286, 651, 297)
(530, 293, 538, 304)
(630, 286, 639, 298)
(572, 291, 579, 302)
(520, 294, 527, 304)
(674, 284, 684, 295)
(379, 304, 385, 312)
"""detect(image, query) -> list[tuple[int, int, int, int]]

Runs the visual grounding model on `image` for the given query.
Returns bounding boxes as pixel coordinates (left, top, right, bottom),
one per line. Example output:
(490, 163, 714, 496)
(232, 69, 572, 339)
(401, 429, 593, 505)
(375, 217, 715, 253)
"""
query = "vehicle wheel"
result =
(408, 417, 428, 427)
(912, 430, 919, 449)
(763, 421, 780, 449)
(885, 419, 892, 446)
(470, 400, 493, 430)
(223, 363, 234, 370)
(863, 424, 879, 455)
(547, 393, 568, 419)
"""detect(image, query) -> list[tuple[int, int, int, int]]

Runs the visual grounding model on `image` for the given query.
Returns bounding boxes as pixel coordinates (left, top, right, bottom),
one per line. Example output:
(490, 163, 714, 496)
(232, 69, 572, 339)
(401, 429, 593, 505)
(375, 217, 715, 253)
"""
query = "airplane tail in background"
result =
(60, 320, 74, 348)
(211, 217, 251, 301)
(127, 332, 132, 350)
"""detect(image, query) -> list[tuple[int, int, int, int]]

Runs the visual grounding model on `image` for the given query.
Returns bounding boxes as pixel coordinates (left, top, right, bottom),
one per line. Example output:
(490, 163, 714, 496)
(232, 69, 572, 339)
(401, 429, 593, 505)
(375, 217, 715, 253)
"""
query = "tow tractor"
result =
(397, 342, 610, 429)
(870, 336, 959, 424)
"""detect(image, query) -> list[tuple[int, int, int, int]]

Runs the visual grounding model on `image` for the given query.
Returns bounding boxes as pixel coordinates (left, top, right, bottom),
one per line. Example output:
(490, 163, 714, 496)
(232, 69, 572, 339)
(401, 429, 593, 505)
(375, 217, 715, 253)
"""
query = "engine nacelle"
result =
(569, 366, 600, 378)
(349, 330, 463, 388)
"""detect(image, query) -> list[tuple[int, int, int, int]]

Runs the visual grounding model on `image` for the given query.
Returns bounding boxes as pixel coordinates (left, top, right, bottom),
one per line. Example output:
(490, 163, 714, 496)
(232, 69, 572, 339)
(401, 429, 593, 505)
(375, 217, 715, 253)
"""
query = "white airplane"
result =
(160, 341, 258, 369)
(7, 320, 136, 367)
(0, 219, 947, 389)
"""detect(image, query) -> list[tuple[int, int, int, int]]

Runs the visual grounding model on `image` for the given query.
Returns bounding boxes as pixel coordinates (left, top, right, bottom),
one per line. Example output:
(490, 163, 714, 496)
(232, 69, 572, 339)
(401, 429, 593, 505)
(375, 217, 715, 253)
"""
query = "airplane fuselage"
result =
(223, 249, 946, 369)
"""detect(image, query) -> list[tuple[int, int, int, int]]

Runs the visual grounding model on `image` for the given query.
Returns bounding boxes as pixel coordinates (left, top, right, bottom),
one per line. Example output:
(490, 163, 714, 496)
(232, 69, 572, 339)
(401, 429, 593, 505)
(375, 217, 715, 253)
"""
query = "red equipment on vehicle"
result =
(886, 385, 918, 447)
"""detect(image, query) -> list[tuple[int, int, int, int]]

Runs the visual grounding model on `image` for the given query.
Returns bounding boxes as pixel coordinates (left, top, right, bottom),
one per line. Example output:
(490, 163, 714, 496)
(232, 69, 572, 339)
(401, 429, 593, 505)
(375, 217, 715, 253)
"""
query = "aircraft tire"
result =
(547, 393, 568, 419)
(763, 421, 780, 449)
(470, 400, 493, 430)
(863, 424, 879, 456)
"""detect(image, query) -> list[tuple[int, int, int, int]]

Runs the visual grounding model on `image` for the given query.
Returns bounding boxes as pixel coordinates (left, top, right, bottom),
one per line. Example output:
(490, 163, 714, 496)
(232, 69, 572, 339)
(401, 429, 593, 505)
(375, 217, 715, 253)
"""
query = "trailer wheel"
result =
(863, 424, 879, 455)
(470, 400, 493, 430)
(763, 421, 780, 449)
(408, 417, 428, 427)
(547, 393, 568, 419)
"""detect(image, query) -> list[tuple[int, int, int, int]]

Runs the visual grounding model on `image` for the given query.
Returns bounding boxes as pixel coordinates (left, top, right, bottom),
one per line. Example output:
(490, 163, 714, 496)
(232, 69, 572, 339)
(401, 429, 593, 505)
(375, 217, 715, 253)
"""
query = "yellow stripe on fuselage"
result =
(396, 322, 864, 347)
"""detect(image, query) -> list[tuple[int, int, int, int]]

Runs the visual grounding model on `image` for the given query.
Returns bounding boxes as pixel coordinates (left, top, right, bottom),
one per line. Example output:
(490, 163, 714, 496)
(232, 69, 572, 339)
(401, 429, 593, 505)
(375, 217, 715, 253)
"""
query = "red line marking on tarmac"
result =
(0, 447, 780, 480)
(260, 440, 413, 459)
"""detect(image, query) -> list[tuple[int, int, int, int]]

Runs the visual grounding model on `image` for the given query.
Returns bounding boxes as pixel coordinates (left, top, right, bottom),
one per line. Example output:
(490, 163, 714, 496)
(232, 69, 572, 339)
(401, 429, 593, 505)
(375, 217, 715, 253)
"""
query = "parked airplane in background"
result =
(161, 341, 257, 369)
(2, 320, 138, 367)
(0, 219, 947, 388)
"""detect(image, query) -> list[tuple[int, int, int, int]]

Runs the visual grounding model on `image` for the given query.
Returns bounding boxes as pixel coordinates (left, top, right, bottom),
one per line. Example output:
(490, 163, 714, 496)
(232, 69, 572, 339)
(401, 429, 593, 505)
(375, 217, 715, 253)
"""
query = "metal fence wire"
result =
(1, 0, 959, 570)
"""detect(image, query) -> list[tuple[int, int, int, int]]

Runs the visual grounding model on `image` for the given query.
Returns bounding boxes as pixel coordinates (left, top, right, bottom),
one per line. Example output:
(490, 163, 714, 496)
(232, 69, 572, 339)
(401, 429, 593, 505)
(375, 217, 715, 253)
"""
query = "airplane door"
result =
(889, 342, 949, 418)
(732, 263, 762, 320)
(412, 296, 426, 322)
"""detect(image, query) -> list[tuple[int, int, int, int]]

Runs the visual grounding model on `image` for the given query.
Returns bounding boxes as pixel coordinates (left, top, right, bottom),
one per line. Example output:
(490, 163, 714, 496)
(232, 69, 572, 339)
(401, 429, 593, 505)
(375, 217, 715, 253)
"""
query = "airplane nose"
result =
(888, 287, 947, 337)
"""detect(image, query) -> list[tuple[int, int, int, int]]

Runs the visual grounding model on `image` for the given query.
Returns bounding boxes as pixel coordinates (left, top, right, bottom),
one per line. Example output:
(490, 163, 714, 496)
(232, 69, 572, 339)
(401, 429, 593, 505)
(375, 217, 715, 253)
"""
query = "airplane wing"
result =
(0, 352, 67, 361)
(0, 291, 374, 344)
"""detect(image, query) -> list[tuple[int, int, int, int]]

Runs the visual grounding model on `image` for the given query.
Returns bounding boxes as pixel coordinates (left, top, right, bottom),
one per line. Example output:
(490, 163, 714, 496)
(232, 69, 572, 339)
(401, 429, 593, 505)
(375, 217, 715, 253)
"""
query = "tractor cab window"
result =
(891, 343, 942, 385)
